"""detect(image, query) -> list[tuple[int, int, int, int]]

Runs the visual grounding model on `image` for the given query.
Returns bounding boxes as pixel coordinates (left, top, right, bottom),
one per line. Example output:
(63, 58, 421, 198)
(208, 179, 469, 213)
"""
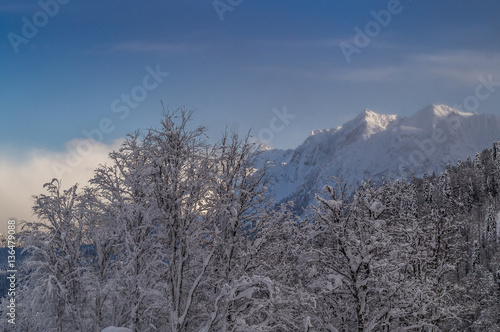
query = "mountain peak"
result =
(355, 108, 397, 123)
(420, 104, 474, 118)
(355, 108, 380, 120)
(257, 104, 500, 209)
(405, 104, 475, 127)
(256, 143, 272, 152)
(342, 108, 398, 141)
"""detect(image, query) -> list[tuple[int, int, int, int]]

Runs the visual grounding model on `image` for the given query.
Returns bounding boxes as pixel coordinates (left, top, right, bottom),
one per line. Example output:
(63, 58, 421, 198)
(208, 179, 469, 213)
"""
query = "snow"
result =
(101, 327, 133, 332)
(496, 212, 500, 238)
(17, 106, 497, 331)
(341, 108, 399, 141)
(325, 198, 342, 211)
(257, 104, 500, 210)
(256, 143, 272, 152)
(369, 200, 385, 217)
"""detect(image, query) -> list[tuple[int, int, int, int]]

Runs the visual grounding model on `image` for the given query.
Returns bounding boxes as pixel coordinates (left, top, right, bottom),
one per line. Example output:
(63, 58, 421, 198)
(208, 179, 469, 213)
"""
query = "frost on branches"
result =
(2, 109, 500, 331)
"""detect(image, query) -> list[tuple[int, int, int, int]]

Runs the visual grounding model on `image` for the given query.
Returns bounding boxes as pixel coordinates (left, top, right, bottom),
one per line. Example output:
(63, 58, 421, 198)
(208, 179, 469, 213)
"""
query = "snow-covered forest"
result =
(1, 109, 500, 331)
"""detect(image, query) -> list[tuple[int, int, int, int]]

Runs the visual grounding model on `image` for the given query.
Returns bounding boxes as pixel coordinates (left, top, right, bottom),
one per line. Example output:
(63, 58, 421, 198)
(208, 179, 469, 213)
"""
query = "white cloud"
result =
(249, 49, 500, 85)
(111, 41, 205, 54)
(0, 3, 38, 13)
(335, 50, 500, 84)
(337, 66, 401, 82)
(0, 139, 122, 235)
(86, 40, 206, 56)
(409, 50, 500, 84)
(248, 38, 344, 49)
(411, 51, 487, 66)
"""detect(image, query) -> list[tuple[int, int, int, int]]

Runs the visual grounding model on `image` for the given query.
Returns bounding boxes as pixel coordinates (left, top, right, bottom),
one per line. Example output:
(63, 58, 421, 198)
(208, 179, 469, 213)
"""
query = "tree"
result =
(17, 180, 89, 331)
(89, 130, 169, 331)
(485, 204, 497, 245)
(85, 108, 285, 331)
(309, 180, 402, 332)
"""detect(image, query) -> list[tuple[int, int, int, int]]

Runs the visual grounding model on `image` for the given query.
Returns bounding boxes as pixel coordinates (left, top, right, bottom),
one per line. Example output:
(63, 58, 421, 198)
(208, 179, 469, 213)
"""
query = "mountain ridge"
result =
(258, 104, 500, 210)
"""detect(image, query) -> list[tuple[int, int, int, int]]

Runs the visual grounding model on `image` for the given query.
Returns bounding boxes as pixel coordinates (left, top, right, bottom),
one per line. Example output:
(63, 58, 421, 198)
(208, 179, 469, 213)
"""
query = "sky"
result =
(1, 0, 500, 232)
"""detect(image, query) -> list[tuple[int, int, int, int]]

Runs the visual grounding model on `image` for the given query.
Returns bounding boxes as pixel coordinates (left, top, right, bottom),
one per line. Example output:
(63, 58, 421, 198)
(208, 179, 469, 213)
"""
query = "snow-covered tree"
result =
(85, 109, 288, 331)
(485, 204, 497, 245)
(308, 180, 403, 332)
(11, 113, 500, 331)
(16, 180, 89, 331)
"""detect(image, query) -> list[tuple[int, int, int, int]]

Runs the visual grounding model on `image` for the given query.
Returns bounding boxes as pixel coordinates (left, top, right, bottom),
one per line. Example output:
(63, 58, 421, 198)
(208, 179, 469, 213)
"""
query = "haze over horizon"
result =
(2, 0, 500, 231)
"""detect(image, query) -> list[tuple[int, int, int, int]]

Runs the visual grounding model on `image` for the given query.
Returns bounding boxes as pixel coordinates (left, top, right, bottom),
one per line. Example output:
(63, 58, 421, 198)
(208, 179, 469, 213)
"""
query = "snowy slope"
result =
(258, 104, 500, 210)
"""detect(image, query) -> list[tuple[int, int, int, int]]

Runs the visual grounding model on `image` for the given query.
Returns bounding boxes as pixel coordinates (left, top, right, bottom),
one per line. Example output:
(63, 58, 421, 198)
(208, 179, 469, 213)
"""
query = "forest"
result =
(1, 109, 499, 331)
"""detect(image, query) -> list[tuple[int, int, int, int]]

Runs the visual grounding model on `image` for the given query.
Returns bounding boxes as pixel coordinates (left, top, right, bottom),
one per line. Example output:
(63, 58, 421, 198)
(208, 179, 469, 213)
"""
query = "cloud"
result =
(110, 41, 205, 54)
(337, 66, 401, 82)
(335, 50, 500, 84)
(248, 48, 500, 85)
(413, 51, 484, 65)
(409, 50, 500, 84)
(86, 40, 206, 56)
(0, 3, 38, 13)
(0, 139, 122, 235)
(248, 38, 344, 50)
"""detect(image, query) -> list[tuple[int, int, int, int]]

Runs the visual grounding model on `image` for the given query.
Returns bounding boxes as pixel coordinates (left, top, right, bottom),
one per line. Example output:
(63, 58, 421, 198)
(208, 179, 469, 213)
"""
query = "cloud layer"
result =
(0, 139, 122, 234)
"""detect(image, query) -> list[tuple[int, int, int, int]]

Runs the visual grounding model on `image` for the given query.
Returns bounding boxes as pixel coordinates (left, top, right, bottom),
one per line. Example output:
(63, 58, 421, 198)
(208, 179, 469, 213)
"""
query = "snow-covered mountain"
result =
(258, 104, 500, 209)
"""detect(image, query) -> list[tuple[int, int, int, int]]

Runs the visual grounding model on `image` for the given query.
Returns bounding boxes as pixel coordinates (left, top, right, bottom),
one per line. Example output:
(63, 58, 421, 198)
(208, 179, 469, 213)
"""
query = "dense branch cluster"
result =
(1, 110, 499, 331)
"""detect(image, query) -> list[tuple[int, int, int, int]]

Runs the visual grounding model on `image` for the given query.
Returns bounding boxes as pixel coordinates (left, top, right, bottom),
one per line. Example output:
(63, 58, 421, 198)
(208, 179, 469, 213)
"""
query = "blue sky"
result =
(1, 0, 500, 228)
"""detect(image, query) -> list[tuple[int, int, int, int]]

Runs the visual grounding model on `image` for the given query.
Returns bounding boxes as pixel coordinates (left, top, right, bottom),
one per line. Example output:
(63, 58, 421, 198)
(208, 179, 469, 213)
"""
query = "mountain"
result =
(258, 104, 500, 210)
